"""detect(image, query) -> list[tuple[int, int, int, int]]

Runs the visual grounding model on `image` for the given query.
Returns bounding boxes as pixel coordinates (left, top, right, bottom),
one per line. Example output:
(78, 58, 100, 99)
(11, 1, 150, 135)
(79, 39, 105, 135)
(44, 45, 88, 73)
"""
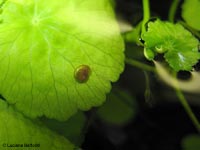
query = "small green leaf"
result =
(0, 0, 124, 120)
(0, 100, 75, 150)
(182, 134, 200, 150)
(97, 87, 137, 126)
(142, 20, 199, 71)
(182, 0, 200, 30)
(164, 46, 200, 71)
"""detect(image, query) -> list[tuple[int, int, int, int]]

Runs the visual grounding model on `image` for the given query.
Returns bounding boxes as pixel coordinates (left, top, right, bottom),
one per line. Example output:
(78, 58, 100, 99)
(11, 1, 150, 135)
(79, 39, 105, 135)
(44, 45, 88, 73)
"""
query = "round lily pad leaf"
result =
(0, 0, 124, 120)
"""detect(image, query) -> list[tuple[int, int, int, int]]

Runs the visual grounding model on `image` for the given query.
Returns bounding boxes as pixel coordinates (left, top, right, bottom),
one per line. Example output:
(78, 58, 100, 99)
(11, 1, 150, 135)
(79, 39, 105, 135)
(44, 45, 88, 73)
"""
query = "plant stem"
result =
(142, 0, 150, 34)
(168, 0, 180, 23)
(176, 88, 200, 133)
(144, 71, 152, 104)
(125, 58, 155, 72)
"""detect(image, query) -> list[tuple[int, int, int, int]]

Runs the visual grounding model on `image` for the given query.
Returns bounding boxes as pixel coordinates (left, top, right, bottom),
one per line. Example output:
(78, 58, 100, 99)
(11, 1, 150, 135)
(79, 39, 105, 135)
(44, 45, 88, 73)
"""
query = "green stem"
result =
(125, 58, 155, 72)
(123, 21, 143, 45)
(168, 0, 180, 22)
(144, 71, 152, 104)
(176, 88, 200, 133)
(142, 0, 150, 34)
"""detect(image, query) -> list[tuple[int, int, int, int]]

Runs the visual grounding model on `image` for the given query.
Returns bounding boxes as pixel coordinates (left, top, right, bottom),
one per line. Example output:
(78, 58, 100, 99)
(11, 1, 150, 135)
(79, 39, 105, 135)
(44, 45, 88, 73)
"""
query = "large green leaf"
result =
(182, 0, 200, 30)
(0, 0, 124, 120)
(0, 100, 75, 150)
(142, 20, 199, 71)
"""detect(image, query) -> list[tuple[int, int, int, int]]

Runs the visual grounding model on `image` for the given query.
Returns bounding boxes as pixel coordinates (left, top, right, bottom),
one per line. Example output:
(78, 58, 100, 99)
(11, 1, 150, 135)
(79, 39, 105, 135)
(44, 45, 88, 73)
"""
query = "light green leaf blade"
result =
(182, 0, 200, 30)
(97, 87, 137, 126)
(182, 134, 200, 150)
(0, 100, 75, 150)
(142, 20, 199, 71)
(0, 0, 124, 120)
